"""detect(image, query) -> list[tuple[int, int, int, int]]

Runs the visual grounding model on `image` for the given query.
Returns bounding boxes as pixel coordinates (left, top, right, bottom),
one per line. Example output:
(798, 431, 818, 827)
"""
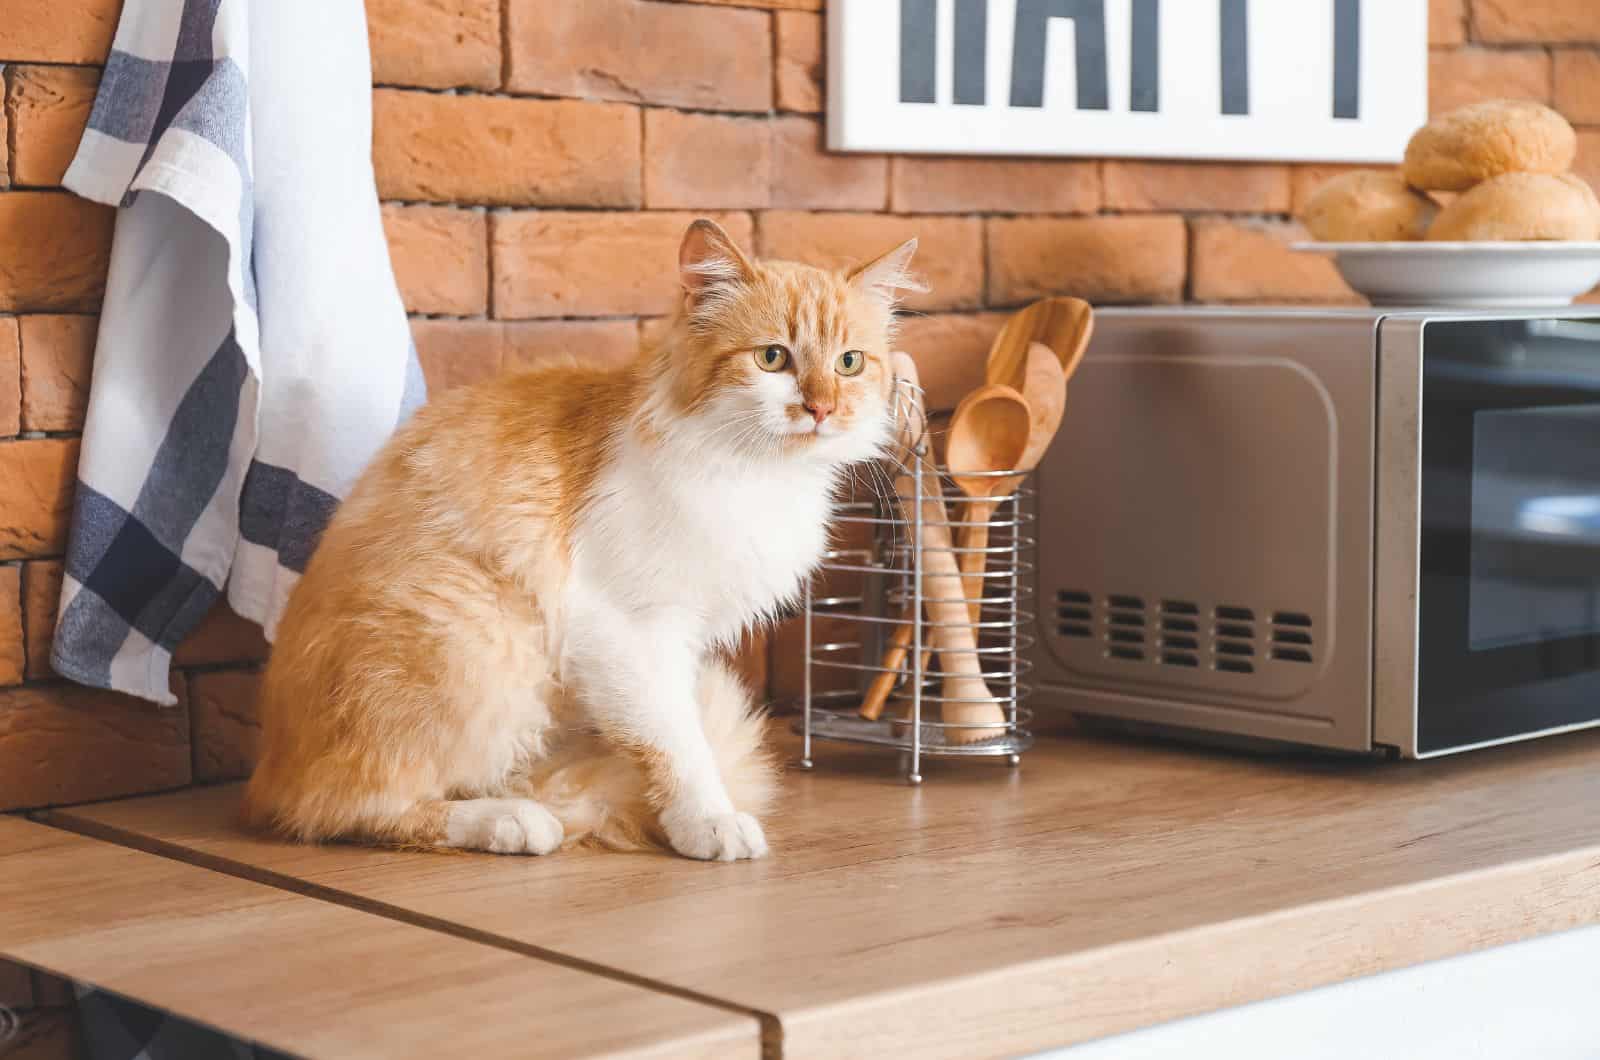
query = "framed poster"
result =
(827, 0, 1427, 162)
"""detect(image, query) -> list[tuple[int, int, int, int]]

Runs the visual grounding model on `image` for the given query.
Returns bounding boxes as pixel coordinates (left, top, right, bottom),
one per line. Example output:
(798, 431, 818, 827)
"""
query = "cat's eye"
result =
(756, 345, 789, 372)
(836, 350, 866, 377)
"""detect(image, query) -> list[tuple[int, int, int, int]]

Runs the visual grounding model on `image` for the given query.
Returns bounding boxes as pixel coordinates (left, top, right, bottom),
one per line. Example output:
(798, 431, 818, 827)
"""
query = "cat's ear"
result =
(847, 238, 927, 305)
(679, 219, 755, 299)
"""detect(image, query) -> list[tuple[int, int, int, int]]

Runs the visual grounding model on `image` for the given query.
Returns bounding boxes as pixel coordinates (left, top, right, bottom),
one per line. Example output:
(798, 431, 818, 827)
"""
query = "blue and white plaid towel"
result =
(56, 0, 425, 704)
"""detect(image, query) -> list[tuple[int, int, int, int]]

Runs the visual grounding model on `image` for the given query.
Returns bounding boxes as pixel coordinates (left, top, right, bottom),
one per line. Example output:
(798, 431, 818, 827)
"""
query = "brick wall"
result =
(1, 0, 1598, 809)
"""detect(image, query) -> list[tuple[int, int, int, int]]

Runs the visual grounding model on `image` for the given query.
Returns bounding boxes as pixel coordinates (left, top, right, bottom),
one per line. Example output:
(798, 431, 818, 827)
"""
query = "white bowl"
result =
(1292, 242, 1600, 308)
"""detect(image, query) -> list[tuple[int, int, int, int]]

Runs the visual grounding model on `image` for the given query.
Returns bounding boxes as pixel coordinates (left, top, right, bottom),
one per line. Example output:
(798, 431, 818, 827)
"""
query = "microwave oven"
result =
(1029, 307, 1600, 757)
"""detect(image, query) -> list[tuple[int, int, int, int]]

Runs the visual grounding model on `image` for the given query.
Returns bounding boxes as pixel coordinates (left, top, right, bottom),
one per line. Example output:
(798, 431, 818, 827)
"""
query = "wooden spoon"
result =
(858, 358, 1007, 741)
(985, 296, 1094, 391)
(945, 383, 1031, 624)
(861, 300, 1096, 726)
(957, 344, 1067, 620)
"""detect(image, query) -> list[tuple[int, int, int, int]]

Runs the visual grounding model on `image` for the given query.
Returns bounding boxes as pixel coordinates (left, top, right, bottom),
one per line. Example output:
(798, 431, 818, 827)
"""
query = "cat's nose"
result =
(804, 400, 834, 425)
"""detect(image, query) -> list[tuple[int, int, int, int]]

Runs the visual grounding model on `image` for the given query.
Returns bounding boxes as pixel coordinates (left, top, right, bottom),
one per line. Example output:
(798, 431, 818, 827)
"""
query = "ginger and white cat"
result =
(243, 220, 920, 860)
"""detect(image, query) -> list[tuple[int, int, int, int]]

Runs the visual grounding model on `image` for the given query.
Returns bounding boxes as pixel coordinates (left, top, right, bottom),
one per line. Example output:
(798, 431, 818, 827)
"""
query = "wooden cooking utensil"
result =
(861, 300, 1096, 730)
(857, 356, 1006, 741)
(956, 344, 1068, 620)
(945, 384, 1032, 624)
(859, 352, 933, 723)
(860, 385, 1026, 723)
(985, 296, 1094, 391)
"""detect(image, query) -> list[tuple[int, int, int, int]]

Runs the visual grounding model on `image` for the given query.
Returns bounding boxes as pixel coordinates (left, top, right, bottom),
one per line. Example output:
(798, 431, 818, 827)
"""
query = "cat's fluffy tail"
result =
(520, 658, 777, 851)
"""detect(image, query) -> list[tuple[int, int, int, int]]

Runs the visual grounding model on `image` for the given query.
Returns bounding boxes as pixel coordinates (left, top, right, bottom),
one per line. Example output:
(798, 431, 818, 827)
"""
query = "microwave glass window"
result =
(1419, 316, 1600, 754)
(1469, 405, 1600, 652)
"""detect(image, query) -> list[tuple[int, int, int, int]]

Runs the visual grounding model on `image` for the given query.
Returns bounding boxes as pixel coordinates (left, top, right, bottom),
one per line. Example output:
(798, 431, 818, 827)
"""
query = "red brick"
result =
(1103, 161, 1290, 213)
(0, 683, 190, 810)
(0, 192, 113, 312)
(22, 559, 62, 680)
(1432, 0, 1467, 44)
(1554, 49, 1600, 125)
(770, 117, 888, 210)
(756, 211, 982, 311)
(775, 11, 823, 112)
(507, 0, 772, 112)
(502, 320, 639, 373)
(367, 0, 500, 90)
(411, 318, 504, 392)
(1190, 218, 1360, 304)
(4, 66, 99, 187)
(0, 565, 23, 686)
(987, 215, 1187, 307)
(638, 317, 674, 350)
(1290, 164, 1387, 215)
(0, 90, 9, 191)
(895, 311, 1008, 412)
(1429, 48, 1551, 116)
(0, 438, 78, 560)
(0, 318, 18, 437)
(644, 110, 771, 210)
(493, 210, 753, 318)
(411, 318, 641, 389)
(173, 601, 268, 668)
(1473, 0, 1600, 42)
(18, 314, 94, 432)
(190, 668, 262, 783)
(0, 0, 120, 64)
(668, 0, 819, 8)
(373, 90, 641, 207)
(381, 204, 487, 316)
(890, 157, 1102, 214)
(1575, 130, 1600, 199)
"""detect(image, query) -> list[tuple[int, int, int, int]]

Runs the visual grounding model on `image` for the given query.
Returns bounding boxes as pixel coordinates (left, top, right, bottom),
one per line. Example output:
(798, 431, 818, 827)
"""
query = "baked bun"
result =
(1302, 170, 1439, 241)
(1404, 100, 1576, 192)
(1427, 172, 1600, 241)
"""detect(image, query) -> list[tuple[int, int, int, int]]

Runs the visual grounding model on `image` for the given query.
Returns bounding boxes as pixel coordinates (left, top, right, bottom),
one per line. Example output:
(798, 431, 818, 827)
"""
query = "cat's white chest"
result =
(577, 448, 834, 644)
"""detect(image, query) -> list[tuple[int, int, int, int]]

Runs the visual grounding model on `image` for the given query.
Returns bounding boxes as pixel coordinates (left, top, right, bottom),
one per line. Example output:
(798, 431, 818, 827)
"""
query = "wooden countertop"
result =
(0, 816, 759, 1059)
(43, 720, 1600, 1059)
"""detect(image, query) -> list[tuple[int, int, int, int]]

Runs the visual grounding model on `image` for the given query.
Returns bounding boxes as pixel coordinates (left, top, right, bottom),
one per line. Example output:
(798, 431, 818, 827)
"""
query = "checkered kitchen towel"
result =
(55, 0, 425, 704)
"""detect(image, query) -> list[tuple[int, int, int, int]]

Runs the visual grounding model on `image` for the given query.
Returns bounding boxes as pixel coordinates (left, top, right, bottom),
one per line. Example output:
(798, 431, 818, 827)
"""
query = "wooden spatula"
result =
(985, 296, 1094, 391)
(956, 344, 1068, 621)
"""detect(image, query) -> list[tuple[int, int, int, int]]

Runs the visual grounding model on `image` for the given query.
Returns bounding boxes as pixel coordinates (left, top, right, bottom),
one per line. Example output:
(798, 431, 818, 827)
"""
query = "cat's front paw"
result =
(446, 798, 564, 855)
(661, 809, 769, 862)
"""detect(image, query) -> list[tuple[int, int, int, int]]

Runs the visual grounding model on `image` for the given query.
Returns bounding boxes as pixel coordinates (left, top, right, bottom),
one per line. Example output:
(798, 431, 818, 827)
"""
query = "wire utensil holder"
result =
(796, 378, 1036, 783)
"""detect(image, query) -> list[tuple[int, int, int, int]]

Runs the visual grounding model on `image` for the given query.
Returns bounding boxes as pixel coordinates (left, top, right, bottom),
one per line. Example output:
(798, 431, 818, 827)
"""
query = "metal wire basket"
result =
(795, 378, 1036, 783)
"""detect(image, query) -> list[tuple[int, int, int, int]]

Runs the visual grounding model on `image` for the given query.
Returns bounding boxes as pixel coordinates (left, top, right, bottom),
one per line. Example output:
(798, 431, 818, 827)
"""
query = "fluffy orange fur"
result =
(243, 220, 918, 856)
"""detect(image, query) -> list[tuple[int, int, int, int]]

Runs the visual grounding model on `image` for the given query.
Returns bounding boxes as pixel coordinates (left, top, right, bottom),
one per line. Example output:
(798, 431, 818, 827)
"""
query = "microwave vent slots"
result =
(1269, 611, 1316, 664)
(1053, 589, 1318, 676)
(1055, 588, 1093, 638)
(1212, 604, 1258, 671)
(1105, 595, 1149, 661)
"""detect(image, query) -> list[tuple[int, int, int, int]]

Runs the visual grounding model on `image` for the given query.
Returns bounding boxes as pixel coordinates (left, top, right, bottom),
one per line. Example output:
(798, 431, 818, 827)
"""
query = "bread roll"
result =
(1302, 170, 1439, 241)
(1427, 172, 1600, 242)
(1404, 100, 1576, 192)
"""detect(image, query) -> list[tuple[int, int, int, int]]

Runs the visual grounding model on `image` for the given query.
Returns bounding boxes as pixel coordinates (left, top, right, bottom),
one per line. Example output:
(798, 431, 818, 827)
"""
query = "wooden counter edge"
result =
(782, 845, 1600, 1060)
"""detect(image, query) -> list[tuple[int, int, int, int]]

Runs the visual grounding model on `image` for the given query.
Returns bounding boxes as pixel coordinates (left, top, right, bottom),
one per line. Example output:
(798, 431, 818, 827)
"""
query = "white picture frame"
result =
(827, 0, 1428, 163)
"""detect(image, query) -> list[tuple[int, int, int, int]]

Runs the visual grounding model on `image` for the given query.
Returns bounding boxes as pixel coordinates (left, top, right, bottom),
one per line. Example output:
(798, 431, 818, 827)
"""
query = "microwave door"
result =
(1413, 318, 1600, 755)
